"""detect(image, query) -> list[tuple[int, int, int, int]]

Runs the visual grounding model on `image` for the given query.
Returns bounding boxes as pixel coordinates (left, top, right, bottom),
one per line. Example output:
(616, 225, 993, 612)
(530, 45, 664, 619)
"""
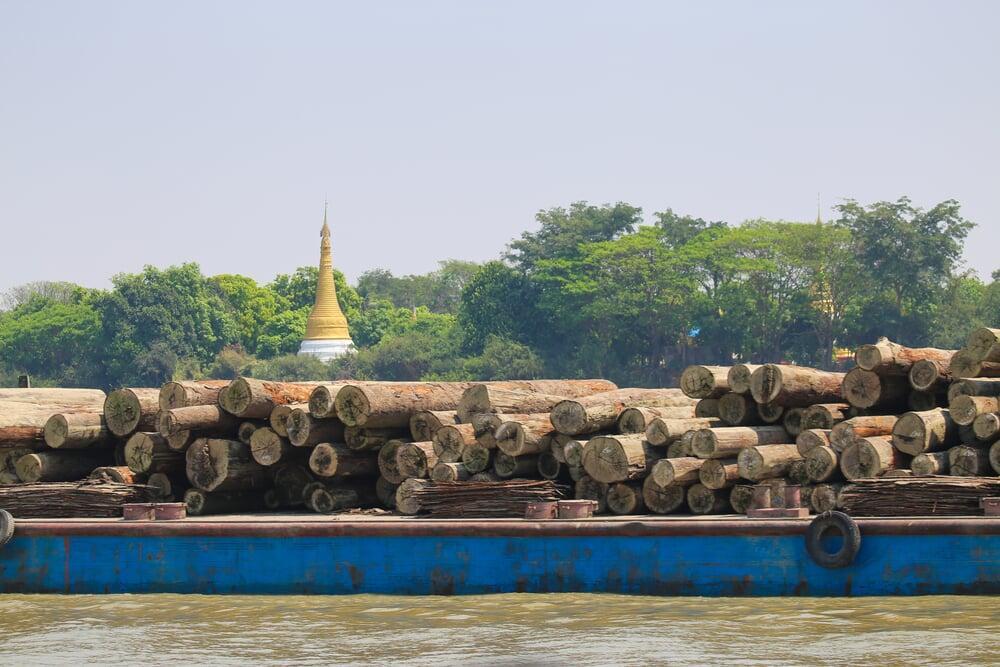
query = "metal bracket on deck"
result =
(980, 497, 1000, 517)
(746, 484, 810, 519)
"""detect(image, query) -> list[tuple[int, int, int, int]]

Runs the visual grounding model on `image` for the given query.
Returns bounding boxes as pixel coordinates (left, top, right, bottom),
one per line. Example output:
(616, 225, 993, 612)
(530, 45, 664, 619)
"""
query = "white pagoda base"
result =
(297, 338, 354, 362)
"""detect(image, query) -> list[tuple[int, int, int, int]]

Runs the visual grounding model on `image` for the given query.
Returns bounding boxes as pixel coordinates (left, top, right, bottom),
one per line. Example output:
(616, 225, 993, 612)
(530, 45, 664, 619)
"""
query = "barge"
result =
(1, 513, 999, 596)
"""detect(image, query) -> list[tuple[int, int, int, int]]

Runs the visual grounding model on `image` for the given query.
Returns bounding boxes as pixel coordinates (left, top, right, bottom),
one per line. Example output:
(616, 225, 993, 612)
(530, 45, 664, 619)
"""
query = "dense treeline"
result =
(1, 197, 995, 389)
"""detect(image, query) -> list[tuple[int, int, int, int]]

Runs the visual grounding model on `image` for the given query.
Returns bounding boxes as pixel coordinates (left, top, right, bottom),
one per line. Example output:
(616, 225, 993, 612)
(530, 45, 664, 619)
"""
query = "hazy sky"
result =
(1, 1, 997, 294)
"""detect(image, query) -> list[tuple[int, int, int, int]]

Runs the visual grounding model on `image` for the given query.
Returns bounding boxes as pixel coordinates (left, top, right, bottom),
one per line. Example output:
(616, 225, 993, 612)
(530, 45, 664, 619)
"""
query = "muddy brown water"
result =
(0, 594, 997, 665)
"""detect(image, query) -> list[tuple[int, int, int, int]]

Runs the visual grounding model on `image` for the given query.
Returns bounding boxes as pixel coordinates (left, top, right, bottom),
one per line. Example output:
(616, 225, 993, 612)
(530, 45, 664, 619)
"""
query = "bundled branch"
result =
(398, 479, 566, 517)
(838, 477, 1000, 517)
(0, 479, 158, 518)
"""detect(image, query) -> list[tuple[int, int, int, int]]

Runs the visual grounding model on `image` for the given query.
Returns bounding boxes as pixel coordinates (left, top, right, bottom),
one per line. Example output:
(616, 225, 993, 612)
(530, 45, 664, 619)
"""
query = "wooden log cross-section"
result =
(642, 475, 685, 514)
(157, 405, 239, 436)
(395, 441, 438, 479)
(841, 368, 909, 410)
(103, 388, 160, 437)
(15, 450, 109, 483)
(376, 440, 406, 485)
(336, 382, 471, 428)
(717, 393, 759, 427)
(185, 438, 271, 492)
(286, 408, 345, 447)
(727, 364, 762, 395)
(949, 350, 1000, 380)
(158, 380, 230, 411)
(269, 403, 305, 438)
(432, 423, 478, 463)
(679, 365, 730, 399)
(249, 427, 294, 467)
(737, 444, 802, 482)
(309, 443, 378, 479)
(891, 409, 958, 456)
(409, 410, 459, 442)
(840, 435, 906, 480)
(650, 457, 704, 488)
(854, 338, 955, 375)
(617, 406, 698, 433)
(581, 434, 660, 483)
(495, 414, 553, 456)
(749, 364, 845, 407)
(125, 432, 185, 475)
(829, 415, 899, 452)
(221, 378, 322, 419)
(550, 388, 694, 436)
(455, 379, 617, 422)
(690, 425, 789, 459)
(698, 458, 739, 490)
(307, 383, 351, 419)
(644, 417, 720, 447)
(44, 412, 107, 449)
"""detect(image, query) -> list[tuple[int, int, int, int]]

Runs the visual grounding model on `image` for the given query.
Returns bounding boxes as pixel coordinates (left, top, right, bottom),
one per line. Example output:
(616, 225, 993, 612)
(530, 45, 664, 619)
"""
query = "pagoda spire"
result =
(302, 204, 352, 343)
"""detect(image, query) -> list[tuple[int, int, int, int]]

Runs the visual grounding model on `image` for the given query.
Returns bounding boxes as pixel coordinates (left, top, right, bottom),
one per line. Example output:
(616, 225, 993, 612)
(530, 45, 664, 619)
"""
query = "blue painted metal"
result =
(1, 518, 998, 595)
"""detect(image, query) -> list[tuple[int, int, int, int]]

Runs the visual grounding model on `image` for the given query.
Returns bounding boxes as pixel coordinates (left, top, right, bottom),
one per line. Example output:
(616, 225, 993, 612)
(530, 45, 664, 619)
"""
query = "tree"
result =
(654, 209, 727, 249)
(252, 353, 328, 381)
(463, 336, 544, 380)
(356, 260, 479, 313)
(209, 274, 283, 354)
(458, 261, 539, 353)
(255, 308, 310, 358)
(1, 281, 87, 311)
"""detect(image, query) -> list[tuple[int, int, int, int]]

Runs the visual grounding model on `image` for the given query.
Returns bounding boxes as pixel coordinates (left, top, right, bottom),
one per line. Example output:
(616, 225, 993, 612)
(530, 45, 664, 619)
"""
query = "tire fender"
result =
(0, 509, 13, 549)
(805, 510, 860, 569)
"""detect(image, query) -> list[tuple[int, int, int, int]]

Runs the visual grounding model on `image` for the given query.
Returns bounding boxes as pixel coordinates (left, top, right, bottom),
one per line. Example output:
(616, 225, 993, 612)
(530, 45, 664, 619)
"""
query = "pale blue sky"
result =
(1, 1, 997, 292)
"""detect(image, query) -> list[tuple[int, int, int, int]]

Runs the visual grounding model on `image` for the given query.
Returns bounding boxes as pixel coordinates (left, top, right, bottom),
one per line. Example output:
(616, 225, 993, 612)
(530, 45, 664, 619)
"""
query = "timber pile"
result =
(395, 479, 563, 517)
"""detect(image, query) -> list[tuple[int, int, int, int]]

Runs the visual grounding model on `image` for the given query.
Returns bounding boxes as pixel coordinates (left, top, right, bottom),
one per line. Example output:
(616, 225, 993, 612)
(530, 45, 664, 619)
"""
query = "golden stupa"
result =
(297, 205, 354, 361)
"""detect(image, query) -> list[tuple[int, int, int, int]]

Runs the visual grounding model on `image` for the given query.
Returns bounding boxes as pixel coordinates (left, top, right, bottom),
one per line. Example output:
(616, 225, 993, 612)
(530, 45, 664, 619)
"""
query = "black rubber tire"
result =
(805, 510, 860, 569)
(0, 509, 13, 548)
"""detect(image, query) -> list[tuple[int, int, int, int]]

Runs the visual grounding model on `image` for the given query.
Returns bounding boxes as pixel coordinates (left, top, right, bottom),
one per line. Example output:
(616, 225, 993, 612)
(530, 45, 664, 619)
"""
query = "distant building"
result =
(297, 206, 354, 361)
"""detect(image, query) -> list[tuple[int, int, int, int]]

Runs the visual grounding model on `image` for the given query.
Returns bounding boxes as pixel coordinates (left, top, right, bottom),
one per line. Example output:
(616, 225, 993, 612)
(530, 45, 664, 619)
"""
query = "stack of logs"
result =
(1, 325, 999, 518)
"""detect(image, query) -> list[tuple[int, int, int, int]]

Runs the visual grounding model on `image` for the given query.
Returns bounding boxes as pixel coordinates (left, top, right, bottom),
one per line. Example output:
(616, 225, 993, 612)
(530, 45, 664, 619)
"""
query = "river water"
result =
(0, 594, 996, 665)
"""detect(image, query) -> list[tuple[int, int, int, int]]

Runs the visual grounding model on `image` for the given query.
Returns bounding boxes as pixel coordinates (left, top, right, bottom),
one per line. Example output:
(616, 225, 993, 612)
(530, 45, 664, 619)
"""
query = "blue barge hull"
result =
(1, 515, 998, 596)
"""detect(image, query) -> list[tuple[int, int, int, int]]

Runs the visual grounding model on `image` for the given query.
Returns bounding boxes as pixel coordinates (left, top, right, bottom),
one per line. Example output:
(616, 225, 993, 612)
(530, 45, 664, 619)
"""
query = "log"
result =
(221, 378, 322, 419)
(164, 433, 192, 454)
(804, 446, 840, 482)
(949, 395, 1000, 426)
(948, 445, 992, 477)
(695, 399, 720, 418)
(575, 475, 609, 513)
(455, 379, 617, 422)
(432, 423, 478, 463)
(644, 417, 721, 447)
(908, 390, 942, 412)
(300, 481, 326, 511)
(269, 402, 306, 438)
(829, 416, 899, 452)
(561, 438, 586, 467)
(15, 450, 109, 483)
(650, 457, 704, 487)
(395, 441, 438, 479)
(249, 426, 295, 466)
(698, 458, 739, 490)
(727, 364, 762, 395)
(687, 483, 731, 514)
(44, 412, 107, 449)
(796, 429, 832, 456)
(642, 475, 685, 514)
(550, 388, 694, 436)
(286, 408, 346, 447)
(949, 349, 1000, 379)
(855, 338, 955, 375)
(756, 401, 784, 424)
(376, 476, 399, 509)
(493, 452, 539, 479)
(469, 472, 502, 483)
(184, 488, 265, 516)
(344, 427, 407, 452)
(690, 425, 789, 459)
(237, 421, 261, 444)
(729, 485, 754, 514)
(158, 380, 229, 411)
(911, 451, 949, 476)
(336, 382, 471, 428)
(810, 483, 843, 513)
(125, 432, 184, 475)
(717, 393, 760, 426)
(800, 403, 850, 431)
(974, 413, 1000, 442)
(495, 414, 554, 456)
(470, 412, 510, 449)
(679, 365, 730, 399)
(841, 368, 909, 410)
(0, 447, 35, 484)
(157, 405, 239, 436)
(396, 478, 430, 515)
(606, 482, 645, 515)
(536, 451, 563, 480)
(909, 358, 951, 392)
(103, 388, 160, 437)
(307, 383, 352, 419)
(185, 438, 270, 492)
(840, 435, 905, 480)
(460, 443, 493, 474)
(309, 443, 378, 479)
(0, 388, 105, 406)
(146, 471, 187, 501)
(409, 410, 459, 442)
(891, 409, 958, 455)
(947, 378, 1000, 402)
(376, 440, 406, 484)
(788, 459, 812, 486)
(581, 434, 659, 483)
(967, 327, 1000, 362)
(90, 466, 144, 485)
(737, 444, 802, 481)
(310, 481, 379, 513)
(749, 364, 845, 407)
(430, 462, 472, 482)
(990, 441, 1000, 475)
(782, 407, 805, 437)
(617, 406, 698, 433)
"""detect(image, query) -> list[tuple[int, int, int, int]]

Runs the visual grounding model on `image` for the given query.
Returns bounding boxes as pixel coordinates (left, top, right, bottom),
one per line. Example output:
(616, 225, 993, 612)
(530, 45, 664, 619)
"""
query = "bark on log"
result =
(796, 429, 832, 456)
(409, 410, 459, 442)
(607, 482, 645, 515)
(157, 405, 239, 436)
(729, 485, 754, 514)
(782, 407, 805, 437)
(430, 462, 472, 482)
(537, 451, 563, 480)
(908, 390, 942, 412)
(492, 452, 538, 479)
(909, 359, 951, 392)
(810, 483, 843, 513)
(949, 395, 1000, 426)
(974, 413, 1000, 442)
(158, 380, 230, 411)
(650, 457, 704, 487)
(804, 446, 840, 482)
(687, 483, 731, 514)
(581, 434, 660, 483)
(550, 388, 695, 436)
(307, 383, 352, 419)
(495, 414, 554, 456)
(395, 441, 438, 479)
(840, 435, 906, 480)
(337, 382, 472, 428)
(829, 416, 899, 452)
(947, 378, 1000, 402)
(311, 481, 380, 514)
(949, 349, 1000, 379)
(469, 472, 502, 483)
(376, 476, 399, 509)
(717, 393, 760, 426)
(104, 388, 160, 437)
(344, 427, 407, 452)
(249, 426, 296, 467)
(911, 451, 949, 476)
(146, 472, 187, 501)
(967, 327, 1000, 362)
(948, 445, 991, 477)
(727, 364, 762, 395)
(376, 440, 406, 485)
(0, 388, 105, 406)
(89, 466, 145, 485)
(125, 432, 184, 475)
(749, 364, 845, 407)
(737, 444, 802, 481)
(561, 438, 586, 467)
(455, 388, 568, 423)
(695, 399, 720, 419)
(221, 378, 321, 419)
(184, 488, 265, 516)
(756, 401, 785, 424)
(432, 423, 478, 463)
(800, 403, 850, 431)
(44, 412, 107, 449)
(698, 458, 739, 490)
(679, 365, 731, 399)
(185, 438, 270, 492)
(455, 379, 617, 422)
(460, 443, 493, 474)
(788, 459, 812, 486)
(642, 475, 685, 514)
(644, 417, 721, 447)
(690, 425, 790, 459)
(15, 450, 109, 483)
(617, 406, 698, 433)
(309, 443, 378, 479)
(892, 409, 958, 455)
(575, 475, 609, 514)
(269, 403, 305, 438)
(841, 368, 909, 410)
(237, 421, 261, 444)
(286, 408, 346, 447)
(855, 338, 955, 375)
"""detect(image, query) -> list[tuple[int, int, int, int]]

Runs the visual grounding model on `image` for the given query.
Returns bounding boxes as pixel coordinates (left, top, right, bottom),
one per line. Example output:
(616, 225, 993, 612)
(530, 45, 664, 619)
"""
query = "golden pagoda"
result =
(297, 204, 354, 361)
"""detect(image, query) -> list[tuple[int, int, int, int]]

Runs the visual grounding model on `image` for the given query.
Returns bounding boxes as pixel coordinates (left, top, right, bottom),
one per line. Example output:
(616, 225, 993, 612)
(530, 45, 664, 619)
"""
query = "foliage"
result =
(252, 353, 329, 381)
